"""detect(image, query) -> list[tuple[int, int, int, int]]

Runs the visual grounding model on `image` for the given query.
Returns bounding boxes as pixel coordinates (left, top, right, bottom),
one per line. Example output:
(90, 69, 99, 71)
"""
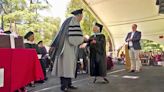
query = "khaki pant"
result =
(129, 48, 142, 71)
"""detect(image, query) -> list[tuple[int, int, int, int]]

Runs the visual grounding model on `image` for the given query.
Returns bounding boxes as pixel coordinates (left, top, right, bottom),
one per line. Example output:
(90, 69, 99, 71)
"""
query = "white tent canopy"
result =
(83, 0, 164, 49)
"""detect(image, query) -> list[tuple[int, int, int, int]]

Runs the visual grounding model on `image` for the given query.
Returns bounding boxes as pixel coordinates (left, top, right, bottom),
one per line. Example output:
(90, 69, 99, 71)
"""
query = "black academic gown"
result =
(49, 17, 73, 62)
(24, 43, 40, 53)
(89, 33, 107, 77)
(24, 42, 46, 79)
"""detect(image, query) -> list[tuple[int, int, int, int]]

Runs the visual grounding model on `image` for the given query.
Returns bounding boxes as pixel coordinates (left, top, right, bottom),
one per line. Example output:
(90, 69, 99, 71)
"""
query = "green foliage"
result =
(0, 0, 27, 14)
(29, 3, 49, 11)
(66, 0, 111, 51)
(65, 0, 113, 52)
(66, 0, 110, 38)
(0, 0, 61, 45)
(141, 39, 164, 52)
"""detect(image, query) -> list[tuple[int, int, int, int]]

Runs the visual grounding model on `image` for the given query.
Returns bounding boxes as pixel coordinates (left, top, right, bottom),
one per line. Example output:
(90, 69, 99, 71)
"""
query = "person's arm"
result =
(67, 18, 83, 46)
(68, 26, 83, 46)
(132, 31, 141, 41)
(43, 47, 47, 54)
(125, 33, 130, 42)
(35, 44, 41, 54)
(86, 36, 94, 46)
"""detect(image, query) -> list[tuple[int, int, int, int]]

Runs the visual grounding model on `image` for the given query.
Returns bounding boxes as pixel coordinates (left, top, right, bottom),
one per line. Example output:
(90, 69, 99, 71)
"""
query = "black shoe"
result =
(93, 78, 97, 83)
(129, 70, 135, 73)
(37, 80, 45, 84)
(44, 77, 48, 81)
(68, 85, 78, 89)
(103, 78, 109, 83)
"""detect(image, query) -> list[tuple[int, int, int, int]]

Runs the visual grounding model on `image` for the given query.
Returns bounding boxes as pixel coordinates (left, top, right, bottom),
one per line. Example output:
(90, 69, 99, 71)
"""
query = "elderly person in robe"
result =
(50, 9, 86, 92)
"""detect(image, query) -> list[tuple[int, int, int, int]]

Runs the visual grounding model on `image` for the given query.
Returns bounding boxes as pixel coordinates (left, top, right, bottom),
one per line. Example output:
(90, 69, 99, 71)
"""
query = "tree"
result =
(141, 39, 164, 52)
(0, 0, 61, 45)
(66, 0, 112, 51)
(0, 0, 26, 14)
(66, 0, 96, 36)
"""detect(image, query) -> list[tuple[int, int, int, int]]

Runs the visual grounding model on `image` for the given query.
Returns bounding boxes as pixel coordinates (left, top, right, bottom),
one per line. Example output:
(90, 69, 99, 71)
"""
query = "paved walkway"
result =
(28, 65, 164, 92)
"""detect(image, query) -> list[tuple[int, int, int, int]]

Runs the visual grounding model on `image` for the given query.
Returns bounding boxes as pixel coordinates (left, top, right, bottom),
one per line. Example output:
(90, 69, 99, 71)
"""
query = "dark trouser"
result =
(149, 59, 154, 66)
(60, 77, 72, 90)
(40, 59, 47, 79)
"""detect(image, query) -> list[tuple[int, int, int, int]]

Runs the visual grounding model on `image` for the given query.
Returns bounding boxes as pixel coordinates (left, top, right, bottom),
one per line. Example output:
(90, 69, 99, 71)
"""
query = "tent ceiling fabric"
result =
(83, 0, 164, 49)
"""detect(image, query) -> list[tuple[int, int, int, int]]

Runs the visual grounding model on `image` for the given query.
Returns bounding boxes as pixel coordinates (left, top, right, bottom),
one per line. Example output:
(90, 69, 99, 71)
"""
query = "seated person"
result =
(24, 31, 45, 84)
(24, 31, 39, 50)
(37, 40, 48, 80)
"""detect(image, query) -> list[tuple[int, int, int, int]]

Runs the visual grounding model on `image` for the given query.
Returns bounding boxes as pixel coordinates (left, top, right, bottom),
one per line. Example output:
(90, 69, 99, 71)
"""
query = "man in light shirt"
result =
(125, 24, 142, 72)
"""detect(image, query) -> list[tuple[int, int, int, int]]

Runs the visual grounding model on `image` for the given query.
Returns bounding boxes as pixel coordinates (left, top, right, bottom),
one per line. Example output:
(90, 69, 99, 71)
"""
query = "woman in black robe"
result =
(24, 31, 45, 83)
(89, 23, 109, 83)
(24, 31, 39, 52)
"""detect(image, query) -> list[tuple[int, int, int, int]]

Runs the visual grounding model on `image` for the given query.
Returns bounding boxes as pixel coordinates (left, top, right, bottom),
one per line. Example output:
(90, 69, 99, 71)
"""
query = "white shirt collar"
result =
(24, 39, 35, 44)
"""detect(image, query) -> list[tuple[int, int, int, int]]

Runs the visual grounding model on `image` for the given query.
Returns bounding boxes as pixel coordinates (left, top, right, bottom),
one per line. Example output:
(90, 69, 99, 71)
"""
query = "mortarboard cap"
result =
(37, 40, 43, 45)
(24, 31, 34, 39)
(95, 23, 103, 32)
(71, 9, 83, 15)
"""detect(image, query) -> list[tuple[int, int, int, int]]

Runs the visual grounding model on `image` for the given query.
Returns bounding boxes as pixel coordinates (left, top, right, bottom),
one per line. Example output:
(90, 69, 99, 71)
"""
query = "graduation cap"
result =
(71, 8, 83, 15)
(95, 23, 103, 32)
(24, 31, 34, 39)
(37, 40, 43, 45)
